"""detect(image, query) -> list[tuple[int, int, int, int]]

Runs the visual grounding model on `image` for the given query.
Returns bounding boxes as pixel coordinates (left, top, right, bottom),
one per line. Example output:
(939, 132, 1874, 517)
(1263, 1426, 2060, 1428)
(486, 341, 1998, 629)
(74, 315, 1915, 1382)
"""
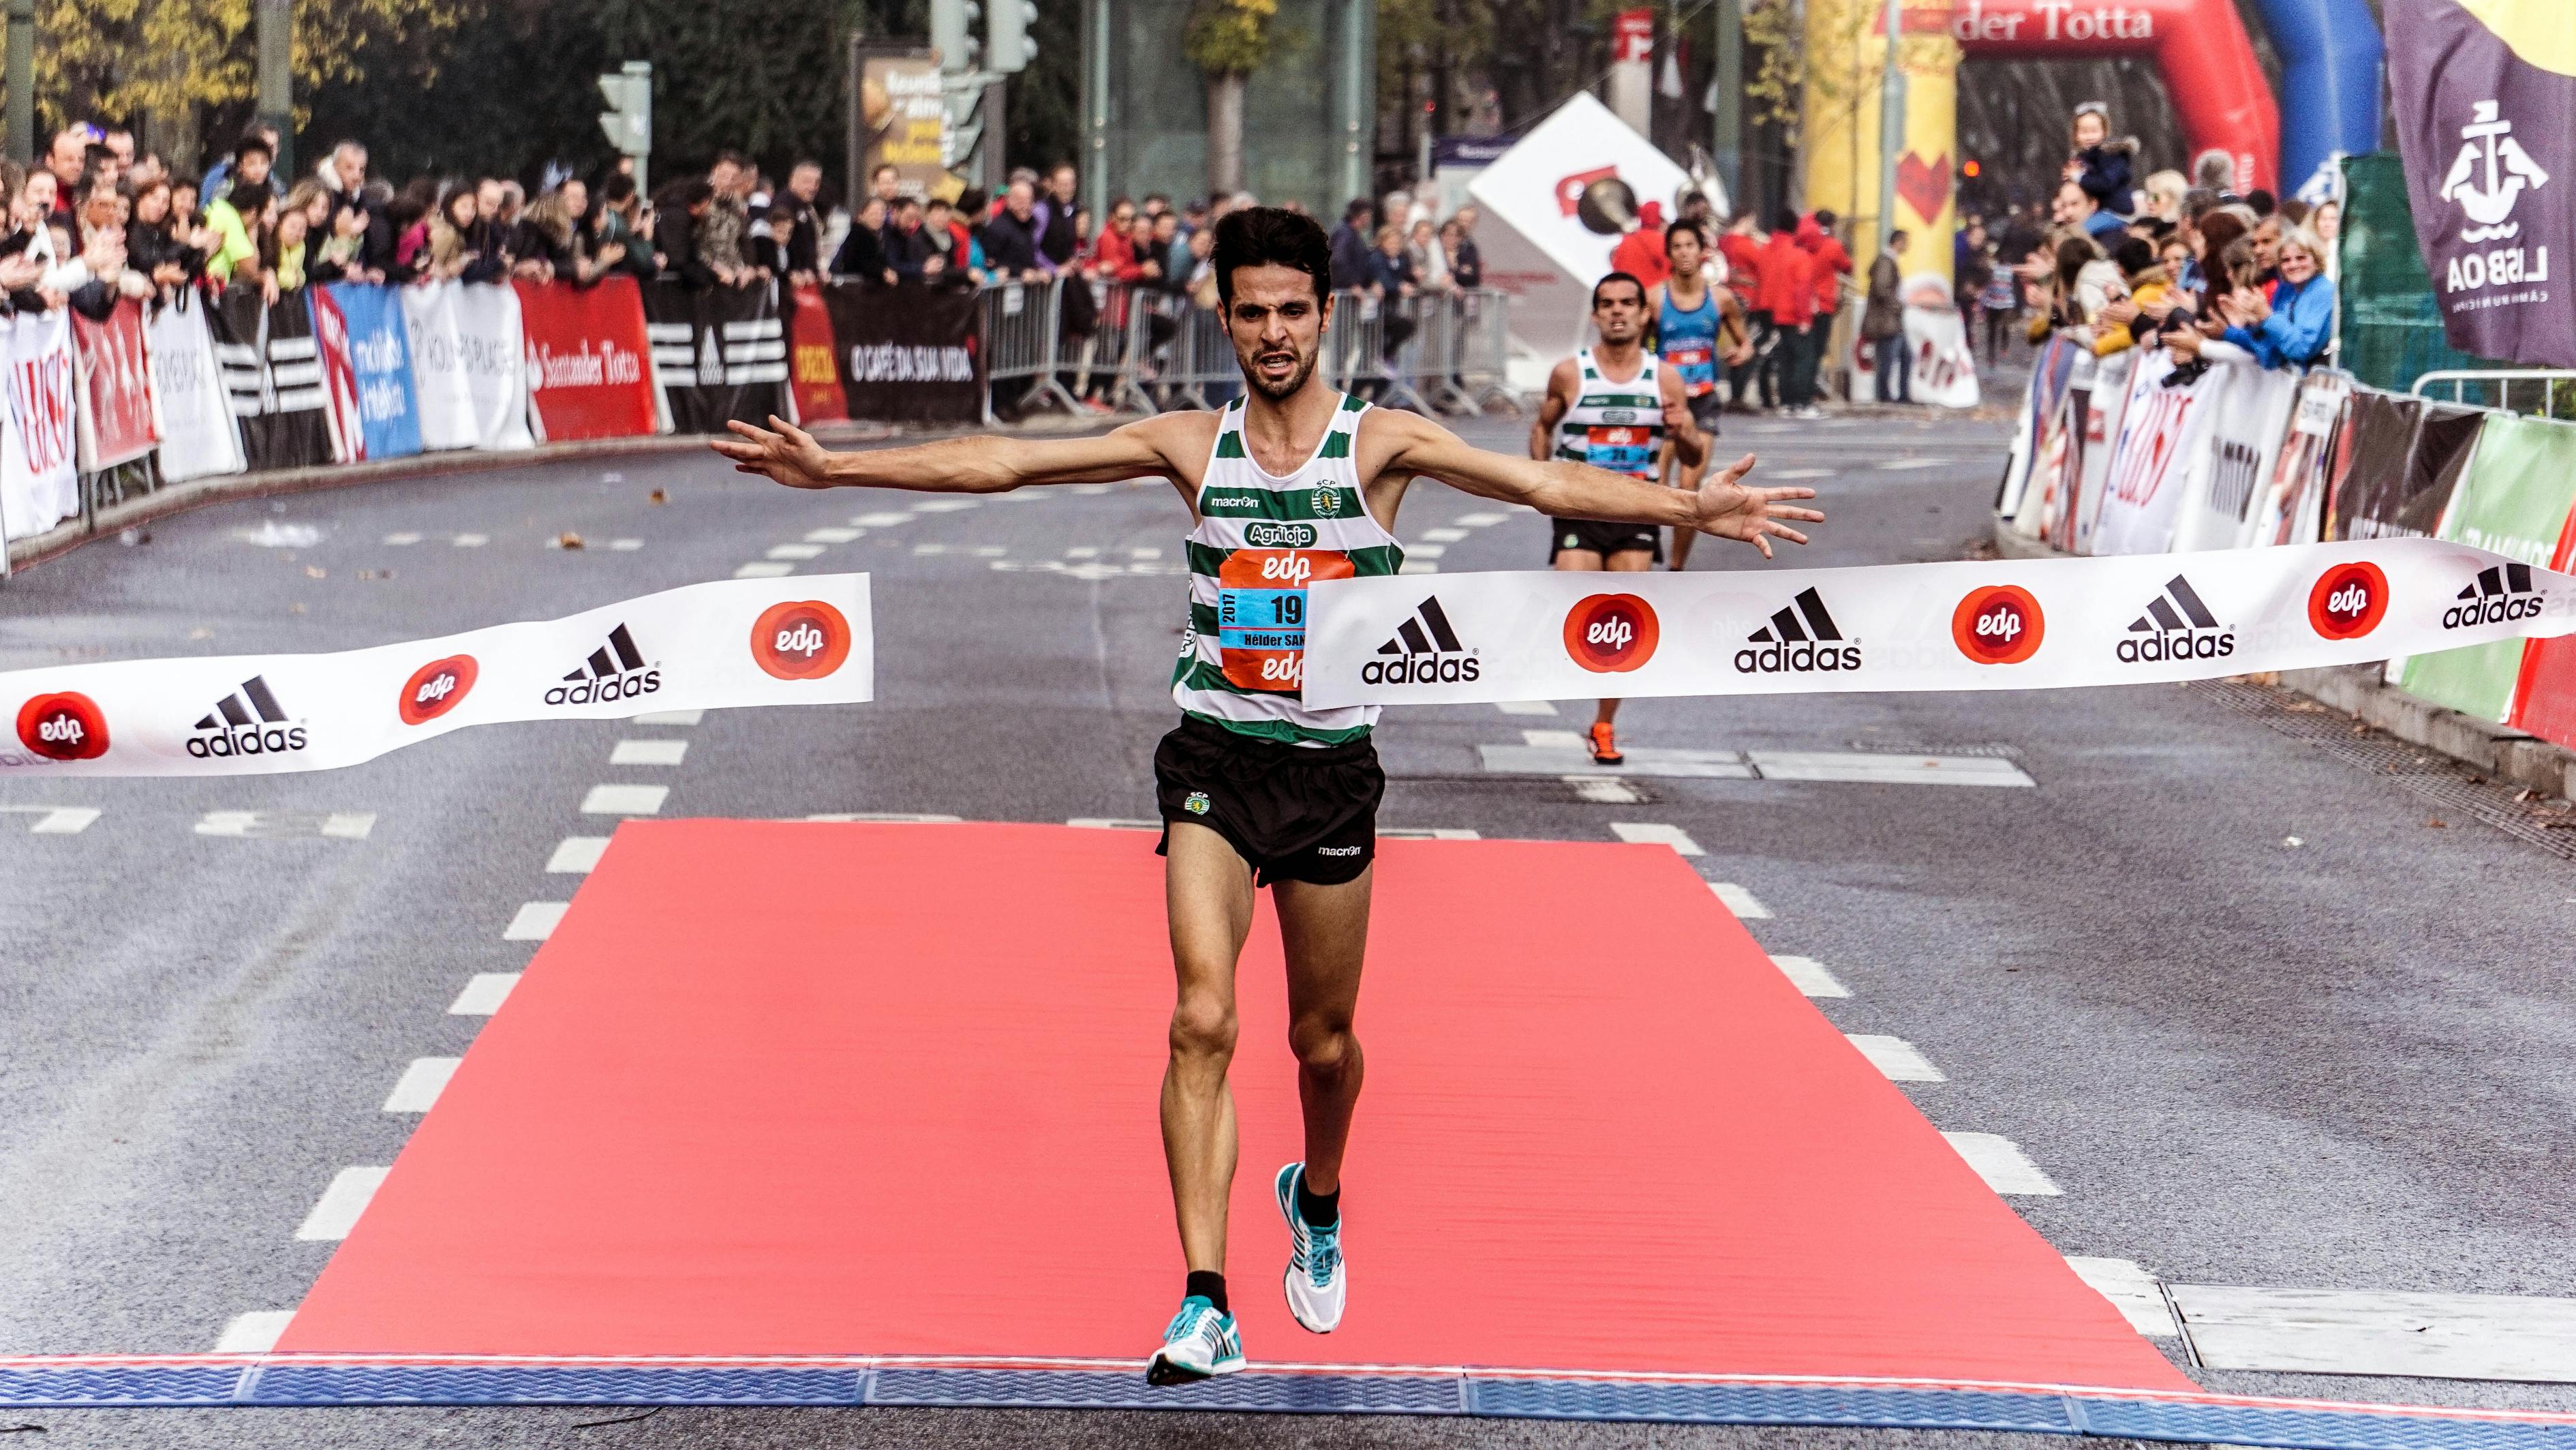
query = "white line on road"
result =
(322, 813, 375, 839)
(1768, 954, 1848, 997)
(1747, 751, 2037, 787)
(295, 1166, 390, 1241)
(1068, 817, 1161, 830)
(608, 539, 643, 552)
(805, 527, 862, 543)
(1494, 701, 1559, 716)
(382, 1057, 461, 1113)
(970, 545, 1008, 557)
(381, 532, 422, 546)
(1522, 729, 1583, 748)
(1711, 882, 1771, 918)
(1877, 457, 1951, 470)
(1847, 1033, 1945, 1082)
(913, 543, 952, 555)
(632, 709, 703, 726)
(29, 807, 100, 834)
(2172, 1286, 2576, 1382)
(1068, 483, 1114, 495)
(546, 836, 611, 873)
(1420, 527, 1469, 542)
(913, 498, 980, 512)
(850, 511, 914, 526)
(1405, 544, 1447, 558)
(214, 1310, 297, 1354)
(1380, 827, 1481, 839)
(1943, 1131, 2061, 1194)
(734, 562, 795, 578)
(194, 810, 373, 839)
(2066, 1257, 2183, 1338)
(1767, 468, 1835, 480)
(503, 902, 569, 941)
(1398, 560, 1440, 574)
(801, 812, 966, 823)
(1064, 545, 1100, 558)
(610, 739, 689, 766)
(766, 543, 826, 560)
(451, 534, 488, 547)
(1565, 775, 1642, 804)
(1129, 547, 1163, 560)
(1610, 821, 1703, 856)
(448, 973, 520, 1015)
(581, 784, 668, 816)
(1454, 512, 1507, 526)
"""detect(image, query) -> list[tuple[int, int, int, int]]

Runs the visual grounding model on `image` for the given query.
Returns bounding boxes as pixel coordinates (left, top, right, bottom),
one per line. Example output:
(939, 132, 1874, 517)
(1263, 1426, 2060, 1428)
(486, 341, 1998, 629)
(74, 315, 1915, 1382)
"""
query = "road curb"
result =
(1987, 517, 2576, 802)
(3, 413, 1124, 577)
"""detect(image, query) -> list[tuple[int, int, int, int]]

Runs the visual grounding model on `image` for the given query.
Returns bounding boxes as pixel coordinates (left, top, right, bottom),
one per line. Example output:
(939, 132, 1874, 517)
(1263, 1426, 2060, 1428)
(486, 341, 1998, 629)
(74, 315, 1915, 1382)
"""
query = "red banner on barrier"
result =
(786, 284, 848, 426)
(515, 277, 657, 442)
(72, 298, 158, 471)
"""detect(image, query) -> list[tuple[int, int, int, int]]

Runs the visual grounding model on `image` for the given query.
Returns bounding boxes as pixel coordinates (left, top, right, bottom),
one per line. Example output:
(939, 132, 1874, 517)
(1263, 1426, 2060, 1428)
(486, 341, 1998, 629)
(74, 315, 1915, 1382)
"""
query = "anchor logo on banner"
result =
(2440, 100, 2551, 243)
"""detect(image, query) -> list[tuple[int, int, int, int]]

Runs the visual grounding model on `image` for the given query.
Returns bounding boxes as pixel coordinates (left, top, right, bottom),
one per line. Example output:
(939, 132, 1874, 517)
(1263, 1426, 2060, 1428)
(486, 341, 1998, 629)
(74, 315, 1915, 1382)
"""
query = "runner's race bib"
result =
(1582, 425, 1658, 477)
(1217, 549, 1354, 693)
(1666, 346, 1717, 397)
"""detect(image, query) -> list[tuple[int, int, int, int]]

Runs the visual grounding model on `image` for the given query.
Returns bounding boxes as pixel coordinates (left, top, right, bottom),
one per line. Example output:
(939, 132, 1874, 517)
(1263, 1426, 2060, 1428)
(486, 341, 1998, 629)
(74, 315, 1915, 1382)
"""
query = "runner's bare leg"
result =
(1163, 821, 1253, 1273)
(1553, 547, 1621, 727)
(1273, 871, 1373, 1196)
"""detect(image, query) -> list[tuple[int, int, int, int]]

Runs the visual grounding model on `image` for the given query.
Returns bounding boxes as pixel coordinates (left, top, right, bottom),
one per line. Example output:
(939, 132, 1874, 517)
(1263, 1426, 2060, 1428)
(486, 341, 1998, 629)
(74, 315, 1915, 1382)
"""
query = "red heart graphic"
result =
(1894, 151, 1952, 227)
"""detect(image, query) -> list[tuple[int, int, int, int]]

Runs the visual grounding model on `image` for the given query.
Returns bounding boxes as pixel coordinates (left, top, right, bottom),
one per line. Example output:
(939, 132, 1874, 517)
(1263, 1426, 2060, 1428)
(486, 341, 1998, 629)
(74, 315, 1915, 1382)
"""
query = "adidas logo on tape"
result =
(2444, 562, 2543, 629)
(1361, 596, 1481, 684)
(1735, 587, 1860, 674)
(2118, 574, 2235, 663)
(187, 676, 309, 758)
(544, 622, 663, 706)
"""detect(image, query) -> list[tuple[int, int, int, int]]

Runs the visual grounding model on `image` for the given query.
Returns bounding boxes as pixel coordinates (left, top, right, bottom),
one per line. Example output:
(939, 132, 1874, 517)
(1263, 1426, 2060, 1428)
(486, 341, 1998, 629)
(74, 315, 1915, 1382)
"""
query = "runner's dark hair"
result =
(1212, 206, 1332, 309)
(1663, 217, 1707, 249)
(1591, 271, 1646, 308)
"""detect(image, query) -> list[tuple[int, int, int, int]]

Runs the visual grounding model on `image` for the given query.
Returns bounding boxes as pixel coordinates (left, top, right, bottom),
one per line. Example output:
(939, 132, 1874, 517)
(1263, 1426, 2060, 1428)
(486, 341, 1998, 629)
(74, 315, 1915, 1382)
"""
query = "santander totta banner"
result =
(516, 275, 659, 442)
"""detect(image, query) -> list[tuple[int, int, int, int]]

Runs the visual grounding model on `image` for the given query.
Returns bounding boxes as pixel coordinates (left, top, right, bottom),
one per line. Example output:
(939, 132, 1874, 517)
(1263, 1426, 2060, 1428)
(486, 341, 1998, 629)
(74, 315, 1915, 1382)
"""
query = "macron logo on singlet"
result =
(1205, 495, 1262, 513)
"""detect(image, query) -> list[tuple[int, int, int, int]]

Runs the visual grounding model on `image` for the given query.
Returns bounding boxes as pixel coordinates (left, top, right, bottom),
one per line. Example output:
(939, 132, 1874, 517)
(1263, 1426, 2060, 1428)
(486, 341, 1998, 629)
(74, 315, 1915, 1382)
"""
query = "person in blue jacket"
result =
(2219, 223, 2335, 369)
(2064, 103, 2138, 220)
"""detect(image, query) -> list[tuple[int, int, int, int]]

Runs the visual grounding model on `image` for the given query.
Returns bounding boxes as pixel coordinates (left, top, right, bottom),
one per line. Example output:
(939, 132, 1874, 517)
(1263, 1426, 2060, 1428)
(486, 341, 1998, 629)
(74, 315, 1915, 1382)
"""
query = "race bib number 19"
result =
(1216, 549, 1353, 693)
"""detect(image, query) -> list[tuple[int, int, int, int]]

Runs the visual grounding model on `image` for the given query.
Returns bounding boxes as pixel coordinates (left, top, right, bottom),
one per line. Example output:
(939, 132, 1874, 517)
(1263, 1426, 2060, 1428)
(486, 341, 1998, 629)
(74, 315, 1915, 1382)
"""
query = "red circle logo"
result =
(15, 691, 109, 761)
(752, 600, 854, 680)
(2308, 560, 2389, 641)
(1952, 585, 2046, 665)
(1563, 594, 1660, 673)
(399, 654, 479, 726)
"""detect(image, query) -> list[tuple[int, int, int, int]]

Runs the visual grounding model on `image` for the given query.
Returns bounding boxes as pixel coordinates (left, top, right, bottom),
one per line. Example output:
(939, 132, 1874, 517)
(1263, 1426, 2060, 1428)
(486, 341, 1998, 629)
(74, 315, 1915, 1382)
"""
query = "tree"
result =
(1185, 0, 1278, 201)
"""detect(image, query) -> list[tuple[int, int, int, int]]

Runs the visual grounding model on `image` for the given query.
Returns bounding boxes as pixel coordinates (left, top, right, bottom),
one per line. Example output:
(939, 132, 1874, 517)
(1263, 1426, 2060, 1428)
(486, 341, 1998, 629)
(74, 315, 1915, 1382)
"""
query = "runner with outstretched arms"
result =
(711, 207, 1821, 1385)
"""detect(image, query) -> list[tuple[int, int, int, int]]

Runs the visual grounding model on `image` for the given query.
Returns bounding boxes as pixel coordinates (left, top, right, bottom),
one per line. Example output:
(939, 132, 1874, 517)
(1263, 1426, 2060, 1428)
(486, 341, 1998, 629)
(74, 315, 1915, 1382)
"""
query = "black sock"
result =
(1295, 1174, 1340, 1228)
(1185, 1270, 1228, 1314)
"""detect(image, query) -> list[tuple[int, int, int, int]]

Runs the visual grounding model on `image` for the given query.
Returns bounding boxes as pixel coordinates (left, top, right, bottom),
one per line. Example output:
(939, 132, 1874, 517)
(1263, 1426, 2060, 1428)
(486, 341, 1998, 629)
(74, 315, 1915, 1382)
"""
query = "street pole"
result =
(1876, 0, 1904, 250)
(1713, 0, 1742, 211)
(5, 0, 33, 166)
(1082, 0, 1109, 218)
(257, 0, 293, 177)
(983, 76, 1007, 194)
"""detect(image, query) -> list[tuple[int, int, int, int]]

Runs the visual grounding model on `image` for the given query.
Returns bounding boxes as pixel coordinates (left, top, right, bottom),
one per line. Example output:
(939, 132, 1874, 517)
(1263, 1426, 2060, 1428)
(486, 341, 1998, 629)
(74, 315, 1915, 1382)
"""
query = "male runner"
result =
(1646, 219, 1754, 573)
(712, 208, 1819, 1385)
(1531, 271, 1710, 765)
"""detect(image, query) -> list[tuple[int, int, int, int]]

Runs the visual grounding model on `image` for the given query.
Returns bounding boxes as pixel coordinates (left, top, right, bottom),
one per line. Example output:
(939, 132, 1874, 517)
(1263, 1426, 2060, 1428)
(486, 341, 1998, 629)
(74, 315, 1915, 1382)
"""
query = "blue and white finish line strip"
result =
(3, 1357, 2573, 1447)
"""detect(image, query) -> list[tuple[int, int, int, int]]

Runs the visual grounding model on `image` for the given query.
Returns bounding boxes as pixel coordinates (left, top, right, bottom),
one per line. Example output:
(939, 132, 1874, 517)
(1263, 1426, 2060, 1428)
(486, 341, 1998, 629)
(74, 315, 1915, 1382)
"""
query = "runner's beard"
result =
(1240, 339, 1319, 401)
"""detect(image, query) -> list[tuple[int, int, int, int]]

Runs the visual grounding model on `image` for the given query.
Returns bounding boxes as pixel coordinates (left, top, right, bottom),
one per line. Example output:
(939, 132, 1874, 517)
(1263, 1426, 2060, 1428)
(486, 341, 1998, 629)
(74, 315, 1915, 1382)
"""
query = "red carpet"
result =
(281, 821, 2190, 1390)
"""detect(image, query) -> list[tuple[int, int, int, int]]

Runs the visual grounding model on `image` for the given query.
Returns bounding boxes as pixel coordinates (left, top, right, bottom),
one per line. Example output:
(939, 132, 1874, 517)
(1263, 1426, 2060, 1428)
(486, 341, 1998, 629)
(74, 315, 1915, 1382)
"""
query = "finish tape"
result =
(1302, 539, 2576, 707)
(3, 575, 872, 777)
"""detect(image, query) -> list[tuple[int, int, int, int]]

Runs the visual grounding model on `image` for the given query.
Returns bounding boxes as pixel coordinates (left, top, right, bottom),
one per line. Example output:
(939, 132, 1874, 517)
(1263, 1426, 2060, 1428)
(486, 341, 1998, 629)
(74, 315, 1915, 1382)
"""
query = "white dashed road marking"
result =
(1522, 729, 1582, 748)
(1480, 744, 1755, 779)
(1454, 512, 1507, 526)
(1610, 821, 1702, 856)
(608, 539, 644, 552)
(1129, 547, 1163, 560)
(801, 812, 966, 823)
(734, 562, 795, 579)
(2170, 1286, 2576, 1382)
(1406, 544, 1447, 558)
(1421, 528, 1469, 542)
(632, 709, 703, 726)
(1847, 1033, 1944, 1081)
(1398, 560, 1440, 575)
(1877, 457, 1951, 470)
(581, 784, 669, 816)
(766, 543, 826, 560)
(1746, 751, 2036, 787)
(1495, 701, 1559, 716)
(1380, 827, 1480, 839)
(1768, 954, 1847, 997)
(1068, 817, 1161, 830)
(448, 973, 521, 1015)
(805, 527, 862, 543)
(214, 1311, 296, 1353)
(2066, 1257, 2184, 1338)
(1942, 1131, 2061, 1195)
(1766, 468, 1835, 480)
(850, 512, 914, 527)
(194, 811, 373, 839)
(1565, 776, 1642, 804)
(610, 739, 689, 766)
(503, 902, 569, 941)
(1711, 881, 1771, 918)
(452, 534, 489, 547)
(1065, 546, 1100, 558)
(295, 1166, 390, 1241)
(382, 1057, 461, 1113)
(546, 836, 611, 873)
(382, 532, 422, 546)
(913, 498, 980, 512)
(3, 805, 100, 833)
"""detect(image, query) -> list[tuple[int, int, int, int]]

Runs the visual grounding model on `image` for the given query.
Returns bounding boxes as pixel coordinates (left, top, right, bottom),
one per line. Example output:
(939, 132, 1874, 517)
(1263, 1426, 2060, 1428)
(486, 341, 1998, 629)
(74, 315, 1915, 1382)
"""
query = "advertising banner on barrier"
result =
(2025, 382, 2082, 549)
(2327, 390, 2427, 539)
(0, 308, 79, 542)
(643, 284, 788, 434)
(211, 290, 335, 472)
(143, 292, 246, 485)
(785, 284, 847, 425)
(2091, 349, 2221, 556)
(2, 574, 872, 777)
(517, 277, 657, 441)
(2247, 372, 2351, 547)
(822, 282, 983, 425)
(1997, 336, 2075, 526)
(2067, 348, 2136, 554)
(318, 282, 422, 462)
(2170, 361, 2300, 553)
(2395, 414, 2576, 721)
(71, 298, 158, 471)
(406, 281, 536, 452)
(2511, 493, 2576, 751)
(1302, 539, 2576, 708)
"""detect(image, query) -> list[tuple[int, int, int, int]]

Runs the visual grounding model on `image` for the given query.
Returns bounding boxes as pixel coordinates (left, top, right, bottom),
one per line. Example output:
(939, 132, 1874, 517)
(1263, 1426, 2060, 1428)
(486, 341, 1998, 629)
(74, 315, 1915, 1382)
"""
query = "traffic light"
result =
(597, 61, 652, 190)
(931, 0, 982, 74)
(988, 0, 1039, 74)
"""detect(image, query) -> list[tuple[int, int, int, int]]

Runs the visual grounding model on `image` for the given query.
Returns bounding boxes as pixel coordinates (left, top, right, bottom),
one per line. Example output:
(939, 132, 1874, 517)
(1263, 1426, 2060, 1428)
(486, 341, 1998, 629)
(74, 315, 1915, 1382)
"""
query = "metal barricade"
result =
(978, 277, 1077, 421)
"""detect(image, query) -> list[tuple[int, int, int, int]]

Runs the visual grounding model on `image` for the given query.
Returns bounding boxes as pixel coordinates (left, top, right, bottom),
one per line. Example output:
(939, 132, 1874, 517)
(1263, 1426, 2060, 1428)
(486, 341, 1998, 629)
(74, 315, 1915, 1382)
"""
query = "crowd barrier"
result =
(1993, 337, 2576, 753)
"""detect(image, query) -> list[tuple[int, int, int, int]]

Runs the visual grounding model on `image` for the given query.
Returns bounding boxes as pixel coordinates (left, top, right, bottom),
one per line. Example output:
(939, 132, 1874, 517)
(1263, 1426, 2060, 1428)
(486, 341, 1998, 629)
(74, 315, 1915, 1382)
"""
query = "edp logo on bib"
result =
(752, 600, 855, 680)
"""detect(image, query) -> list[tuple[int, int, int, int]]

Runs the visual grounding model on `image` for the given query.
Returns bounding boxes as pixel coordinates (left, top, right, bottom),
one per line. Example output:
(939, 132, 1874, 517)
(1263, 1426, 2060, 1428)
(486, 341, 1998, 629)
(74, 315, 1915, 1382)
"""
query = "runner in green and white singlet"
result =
(713, 207, 1822, 1388)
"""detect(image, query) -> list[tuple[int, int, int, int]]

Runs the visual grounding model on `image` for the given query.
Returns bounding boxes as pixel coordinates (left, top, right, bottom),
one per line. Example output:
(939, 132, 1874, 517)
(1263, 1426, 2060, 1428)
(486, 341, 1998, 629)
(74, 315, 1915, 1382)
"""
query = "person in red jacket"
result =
(1717, 213, 1770, 410)
(1758, 213, 1819, 417)
(1608, 200, 1672, 292)
(1798, 209, 1852, 346)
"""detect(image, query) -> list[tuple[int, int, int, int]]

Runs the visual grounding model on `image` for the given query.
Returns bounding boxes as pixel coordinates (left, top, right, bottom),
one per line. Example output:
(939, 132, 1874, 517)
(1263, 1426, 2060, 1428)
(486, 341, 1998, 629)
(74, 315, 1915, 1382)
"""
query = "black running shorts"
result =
(1548, 517, 1663, 563)
(1687, 392, 1724, 436)
(1154, 716, 1383, 887)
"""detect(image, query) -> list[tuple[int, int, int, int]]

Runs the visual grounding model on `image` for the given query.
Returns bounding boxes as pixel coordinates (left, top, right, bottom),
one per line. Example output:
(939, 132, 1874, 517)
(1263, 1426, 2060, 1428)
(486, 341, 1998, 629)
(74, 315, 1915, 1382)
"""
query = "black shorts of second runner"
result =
(1686, 391, 1724, 436)
(1154, 716, 1384, 887)
(1548, 517, 1663, 563)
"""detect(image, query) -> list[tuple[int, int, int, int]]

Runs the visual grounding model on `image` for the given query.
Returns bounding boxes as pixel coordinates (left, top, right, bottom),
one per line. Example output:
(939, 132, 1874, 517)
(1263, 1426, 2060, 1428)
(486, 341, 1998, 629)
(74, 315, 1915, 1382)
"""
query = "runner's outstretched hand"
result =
(1693, 453, 1821, 559)
(711, 416, 835, 489)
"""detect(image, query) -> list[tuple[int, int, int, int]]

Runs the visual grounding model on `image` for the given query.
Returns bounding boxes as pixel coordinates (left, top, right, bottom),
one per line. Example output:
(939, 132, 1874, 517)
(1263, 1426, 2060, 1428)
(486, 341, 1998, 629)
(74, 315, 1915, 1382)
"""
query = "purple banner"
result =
(2387, 0, 2573, 367)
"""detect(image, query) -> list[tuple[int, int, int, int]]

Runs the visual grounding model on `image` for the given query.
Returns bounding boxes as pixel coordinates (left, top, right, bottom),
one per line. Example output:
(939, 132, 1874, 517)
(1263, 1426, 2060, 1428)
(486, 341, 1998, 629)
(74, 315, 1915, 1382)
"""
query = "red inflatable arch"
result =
(1950, 0, 2281, 196)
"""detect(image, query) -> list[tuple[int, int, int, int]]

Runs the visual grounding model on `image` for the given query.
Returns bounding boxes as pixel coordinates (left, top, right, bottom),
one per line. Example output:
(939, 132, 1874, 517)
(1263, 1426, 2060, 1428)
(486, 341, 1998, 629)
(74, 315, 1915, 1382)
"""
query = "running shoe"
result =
(1589, 721, 1625, 766)
(1275, 1162, 1347, 1333)
(1145, 1295, 1245, 1385)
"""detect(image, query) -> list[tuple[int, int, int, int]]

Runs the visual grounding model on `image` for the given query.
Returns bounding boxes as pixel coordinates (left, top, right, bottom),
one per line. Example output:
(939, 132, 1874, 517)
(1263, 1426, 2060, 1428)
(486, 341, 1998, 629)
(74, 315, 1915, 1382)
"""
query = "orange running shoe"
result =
(1589, 721, 1625, 765)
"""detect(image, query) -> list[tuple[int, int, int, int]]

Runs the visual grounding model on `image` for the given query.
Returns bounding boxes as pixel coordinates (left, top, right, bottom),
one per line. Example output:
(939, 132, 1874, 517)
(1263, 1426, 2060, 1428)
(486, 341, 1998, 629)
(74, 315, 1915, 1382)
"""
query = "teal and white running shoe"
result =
(1144, 1295, 1244, 1385)
(1275, 1162, 1346, 1333)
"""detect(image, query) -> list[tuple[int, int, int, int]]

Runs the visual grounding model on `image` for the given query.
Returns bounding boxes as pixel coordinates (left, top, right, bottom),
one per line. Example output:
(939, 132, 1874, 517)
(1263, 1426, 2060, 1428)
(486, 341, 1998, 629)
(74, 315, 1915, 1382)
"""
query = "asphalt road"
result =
(3, 402, 2573, 1449)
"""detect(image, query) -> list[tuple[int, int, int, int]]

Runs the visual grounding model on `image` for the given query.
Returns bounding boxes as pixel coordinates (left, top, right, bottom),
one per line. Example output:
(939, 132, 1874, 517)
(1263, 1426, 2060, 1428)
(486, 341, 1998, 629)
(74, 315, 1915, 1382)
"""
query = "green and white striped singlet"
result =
(1551, 348, 1665, 480)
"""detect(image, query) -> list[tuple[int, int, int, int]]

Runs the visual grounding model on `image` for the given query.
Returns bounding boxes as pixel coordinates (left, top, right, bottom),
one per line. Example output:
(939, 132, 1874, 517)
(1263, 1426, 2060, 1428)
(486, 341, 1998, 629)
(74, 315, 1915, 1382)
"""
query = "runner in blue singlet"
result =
(1645, 219, 1751, 571)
